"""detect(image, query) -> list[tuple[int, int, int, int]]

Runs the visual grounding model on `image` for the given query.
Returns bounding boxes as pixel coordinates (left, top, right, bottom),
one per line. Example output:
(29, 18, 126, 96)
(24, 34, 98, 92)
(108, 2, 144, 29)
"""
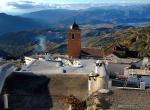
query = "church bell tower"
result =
(68, 22, 81, 58)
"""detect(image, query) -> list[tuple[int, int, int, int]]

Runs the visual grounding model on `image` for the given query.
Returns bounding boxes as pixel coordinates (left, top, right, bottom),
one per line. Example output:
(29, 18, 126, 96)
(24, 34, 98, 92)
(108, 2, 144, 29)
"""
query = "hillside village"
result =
(1, 1, 150, 110)
(0, 22, 149, 110)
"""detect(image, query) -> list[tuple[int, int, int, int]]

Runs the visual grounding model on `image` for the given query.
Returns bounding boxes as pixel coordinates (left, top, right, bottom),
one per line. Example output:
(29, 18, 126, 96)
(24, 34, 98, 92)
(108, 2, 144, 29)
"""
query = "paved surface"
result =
(22, 59, 97, 74)
(23, 59, 131, 75)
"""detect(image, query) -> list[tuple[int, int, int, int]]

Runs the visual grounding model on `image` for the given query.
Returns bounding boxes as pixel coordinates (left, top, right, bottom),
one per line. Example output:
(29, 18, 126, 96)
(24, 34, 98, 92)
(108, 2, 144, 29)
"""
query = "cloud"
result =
(7, 1, 57, 10)
(7, 1, 76, 10)
(5, 0, 150, 14)
(20, 1, 35, 4)
(7, 1, 36, 9)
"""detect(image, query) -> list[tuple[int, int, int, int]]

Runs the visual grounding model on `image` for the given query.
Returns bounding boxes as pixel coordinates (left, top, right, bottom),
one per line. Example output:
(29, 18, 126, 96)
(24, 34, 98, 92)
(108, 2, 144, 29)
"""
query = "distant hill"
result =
(0, 49, 9, 58)
(86, 26, 150, 57)
(22, 4, 150, 26)
(0, 13, 48, 33)
(0, 24, 149, 58)
(0, 4, 150, 58)
(114, 26, 150, 57)
(1, 4, 150, 33)
(22, 9, 76, 26)
(0, 28, 67, 58)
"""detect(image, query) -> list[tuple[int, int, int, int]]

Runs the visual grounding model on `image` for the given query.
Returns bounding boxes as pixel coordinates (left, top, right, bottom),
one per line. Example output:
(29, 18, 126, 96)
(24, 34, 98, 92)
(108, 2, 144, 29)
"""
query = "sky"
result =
(0, 0, 150, 14)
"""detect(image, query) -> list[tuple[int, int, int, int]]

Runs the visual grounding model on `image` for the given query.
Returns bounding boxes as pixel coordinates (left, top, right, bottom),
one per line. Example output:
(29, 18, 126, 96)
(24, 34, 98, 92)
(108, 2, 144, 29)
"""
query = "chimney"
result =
(88, 60, 109, 94)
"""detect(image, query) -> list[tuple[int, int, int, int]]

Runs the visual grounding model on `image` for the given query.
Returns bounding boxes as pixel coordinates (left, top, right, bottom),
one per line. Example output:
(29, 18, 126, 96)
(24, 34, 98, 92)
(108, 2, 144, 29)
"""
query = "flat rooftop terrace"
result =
(22, 59, 131, 78)
(22, 59, 97, 74)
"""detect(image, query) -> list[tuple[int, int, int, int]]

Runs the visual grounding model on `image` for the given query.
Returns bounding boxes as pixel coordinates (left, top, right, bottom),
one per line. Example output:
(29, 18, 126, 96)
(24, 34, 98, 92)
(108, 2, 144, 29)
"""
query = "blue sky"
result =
(0, 0, 150, 14)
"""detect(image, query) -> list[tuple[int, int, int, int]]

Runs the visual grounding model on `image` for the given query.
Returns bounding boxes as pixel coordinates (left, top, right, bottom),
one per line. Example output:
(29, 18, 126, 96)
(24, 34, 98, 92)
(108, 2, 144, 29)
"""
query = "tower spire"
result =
(71, 21, 80, 30)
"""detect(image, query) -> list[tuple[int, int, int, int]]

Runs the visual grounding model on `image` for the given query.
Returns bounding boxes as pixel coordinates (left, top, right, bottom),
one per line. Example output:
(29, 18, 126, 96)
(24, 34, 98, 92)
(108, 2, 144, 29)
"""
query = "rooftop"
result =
(22, 58, 97, 74)
(87, 89, 150, 110)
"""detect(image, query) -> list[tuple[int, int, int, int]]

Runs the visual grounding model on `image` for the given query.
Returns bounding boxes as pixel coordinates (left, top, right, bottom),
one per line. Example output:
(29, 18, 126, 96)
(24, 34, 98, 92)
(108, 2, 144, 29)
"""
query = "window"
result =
(72, 34, 75, 39)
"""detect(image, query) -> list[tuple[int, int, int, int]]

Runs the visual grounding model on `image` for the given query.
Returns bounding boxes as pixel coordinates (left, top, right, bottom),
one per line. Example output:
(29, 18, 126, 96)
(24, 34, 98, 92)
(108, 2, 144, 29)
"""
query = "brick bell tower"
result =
(68, 22, 81, 58)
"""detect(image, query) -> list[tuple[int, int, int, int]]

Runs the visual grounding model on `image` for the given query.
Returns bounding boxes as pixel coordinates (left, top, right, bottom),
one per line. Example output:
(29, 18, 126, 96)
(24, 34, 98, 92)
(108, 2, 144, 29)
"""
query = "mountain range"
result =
(22, 4, 150, 26)
(0, 13, 49, 34)
(0, 4, 150, 58)
(1, 4, 150, 33)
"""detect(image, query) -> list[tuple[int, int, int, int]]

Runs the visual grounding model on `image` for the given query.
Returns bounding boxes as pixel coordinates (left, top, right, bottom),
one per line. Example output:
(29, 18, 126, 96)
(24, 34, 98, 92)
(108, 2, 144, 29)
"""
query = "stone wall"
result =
(47, 74, 88, 100)
(0, 72, 88, 110)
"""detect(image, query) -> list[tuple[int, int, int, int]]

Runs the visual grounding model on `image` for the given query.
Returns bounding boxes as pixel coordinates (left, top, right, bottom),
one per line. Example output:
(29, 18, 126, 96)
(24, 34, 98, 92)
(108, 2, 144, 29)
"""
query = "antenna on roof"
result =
(73, 16, 76, 23)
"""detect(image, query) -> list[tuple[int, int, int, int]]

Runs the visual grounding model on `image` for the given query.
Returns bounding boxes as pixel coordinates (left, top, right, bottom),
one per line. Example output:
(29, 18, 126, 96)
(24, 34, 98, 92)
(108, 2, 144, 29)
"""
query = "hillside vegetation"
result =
(0, 25, 150, 59)
(0, 29, 66, 59)
(86, 26, 150, 57)
(115, 26, 150, 56)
